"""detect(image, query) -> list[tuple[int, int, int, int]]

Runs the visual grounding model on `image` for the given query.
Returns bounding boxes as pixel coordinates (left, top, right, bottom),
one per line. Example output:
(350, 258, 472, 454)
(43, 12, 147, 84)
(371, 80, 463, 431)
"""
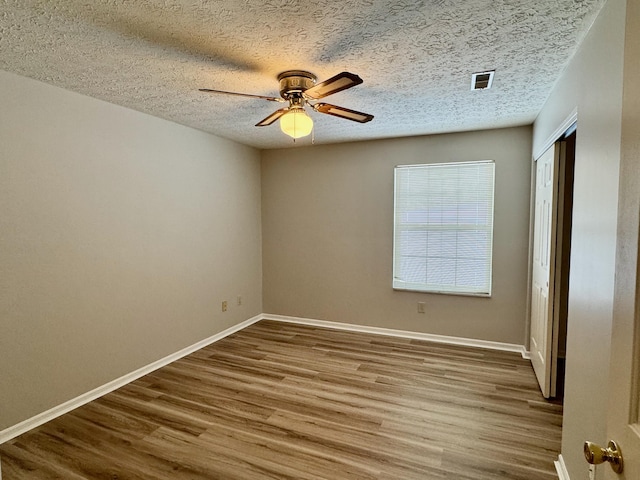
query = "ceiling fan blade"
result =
(256, 108, 289, 126)
(314, 103, 374, 123)
(303, 72, 363, 99)
(199, 88, 284, 102)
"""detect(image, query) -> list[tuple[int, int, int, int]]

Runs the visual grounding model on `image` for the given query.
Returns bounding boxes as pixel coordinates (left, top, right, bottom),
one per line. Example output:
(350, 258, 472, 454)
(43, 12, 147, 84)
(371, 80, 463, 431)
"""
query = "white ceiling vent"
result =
(471, 70, 495, 90)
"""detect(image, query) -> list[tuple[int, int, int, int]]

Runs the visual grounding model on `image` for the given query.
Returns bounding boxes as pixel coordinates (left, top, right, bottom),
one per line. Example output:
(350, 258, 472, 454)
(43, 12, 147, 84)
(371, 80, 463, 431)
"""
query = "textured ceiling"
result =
(1, 0, 606, 149)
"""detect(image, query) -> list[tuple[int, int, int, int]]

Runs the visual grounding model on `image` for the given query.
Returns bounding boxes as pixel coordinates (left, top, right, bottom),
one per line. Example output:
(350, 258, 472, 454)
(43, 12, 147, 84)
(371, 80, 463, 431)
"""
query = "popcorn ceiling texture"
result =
(0, 0, 606, 149)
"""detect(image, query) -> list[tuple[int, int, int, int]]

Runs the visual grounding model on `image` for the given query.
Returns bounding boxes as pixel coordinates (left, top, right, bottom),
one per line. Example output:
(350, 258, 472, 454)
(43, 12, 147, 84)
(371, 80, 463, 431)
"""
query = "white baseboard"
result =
(0, 315, 262, 444)
(261, 313, 528, 358)
(555, 454, 570, 480)
(1, 312, 529, 444)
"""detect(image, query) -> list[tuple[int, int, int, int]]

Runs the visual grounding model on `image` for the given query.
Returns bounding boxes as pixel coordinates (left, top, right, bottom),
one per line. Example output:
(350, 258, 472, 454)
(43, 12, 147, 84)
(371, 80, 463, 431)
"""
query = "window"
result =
(393, 161, 495, 296)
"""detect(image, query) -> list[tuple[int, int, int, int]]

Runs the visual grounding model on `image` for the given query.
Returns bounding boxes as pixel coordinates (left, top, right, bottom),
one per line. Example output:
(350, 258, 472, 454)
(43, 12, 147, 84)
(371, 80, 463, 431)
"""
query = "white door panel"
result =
(530, 144, 560, 398)
(603, 6, 640, 470)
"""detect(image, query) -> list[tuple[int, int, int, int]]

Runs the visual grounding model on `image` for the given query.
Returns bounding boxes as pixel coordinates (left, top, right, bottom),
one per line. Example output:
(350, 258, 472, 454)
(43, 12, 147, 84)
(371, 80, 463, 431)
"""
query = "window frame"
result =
(392, 160, 495, 297)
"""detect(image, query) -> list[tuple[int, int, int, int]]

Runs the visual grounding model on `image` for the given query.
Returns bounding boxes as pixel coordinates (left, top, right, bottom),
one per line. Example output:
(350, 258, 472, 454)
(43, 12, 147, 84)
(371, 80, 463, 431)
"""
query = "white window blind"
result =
(393, 161, 495, 296)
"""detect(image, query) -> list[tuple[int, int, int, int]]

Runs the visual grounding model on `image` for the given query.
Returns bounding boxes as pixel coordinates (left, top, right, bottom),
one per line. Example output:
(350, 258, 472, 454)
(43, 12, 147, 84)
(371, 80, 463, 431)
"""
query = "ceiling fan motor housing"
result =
(278, 70, 317, 99)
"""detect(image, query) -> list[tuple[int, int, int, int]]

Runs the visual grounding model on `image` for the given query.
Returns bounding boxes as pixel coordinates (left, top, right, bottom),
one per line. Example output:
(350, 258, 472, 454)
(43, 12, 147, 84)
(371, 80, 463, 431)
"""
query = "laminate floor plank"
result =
(0, 320, 562, 479)
(0, 443, 87, 480)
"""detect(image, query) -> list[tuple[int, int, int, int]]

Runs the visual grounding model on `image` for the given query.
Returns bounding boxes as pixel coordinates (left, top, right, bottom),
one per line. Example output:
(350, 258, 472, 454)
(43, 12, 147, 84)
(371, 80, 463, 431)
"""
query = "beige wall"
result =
(532, 1, 626, 478)
(262, 127, 532, 345)
(0, 70, 263, 431)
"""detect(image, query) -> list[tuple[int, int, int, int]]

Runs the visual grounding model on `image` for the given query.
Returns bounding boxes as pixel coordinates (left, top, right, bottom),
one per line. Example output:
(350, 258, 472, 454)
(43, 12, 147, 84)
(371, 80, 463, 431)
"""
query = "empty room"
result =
(1, 1, 639, 479)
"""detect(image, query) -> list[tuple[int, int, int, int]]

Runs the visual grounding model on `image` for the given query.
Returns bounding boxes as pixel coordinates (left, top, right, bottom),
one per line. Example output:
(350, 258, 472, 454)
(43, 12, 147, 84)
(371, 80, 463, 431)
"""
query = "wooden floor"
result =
(0, 320, 562, 479)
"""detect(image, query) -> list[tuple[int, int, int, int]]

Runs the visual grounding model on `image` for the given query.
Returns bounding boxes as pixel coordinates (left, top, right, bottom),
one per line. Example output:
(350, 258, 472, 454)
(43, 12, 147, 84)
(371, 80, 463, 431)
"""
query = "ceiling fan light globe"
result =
(280, 108, 313, 139)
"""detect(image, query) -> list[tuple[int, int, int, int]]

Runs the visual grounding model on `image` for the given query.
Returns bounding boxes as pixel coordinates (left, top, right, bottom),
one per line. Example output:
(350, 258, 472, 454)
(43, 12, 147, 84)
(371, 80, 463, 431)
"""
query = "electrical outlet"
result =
(588, 464, 596, 480)
(221, 301, 227, 312)
(237, 295, 242, 306)
(417, 302, 426, 313)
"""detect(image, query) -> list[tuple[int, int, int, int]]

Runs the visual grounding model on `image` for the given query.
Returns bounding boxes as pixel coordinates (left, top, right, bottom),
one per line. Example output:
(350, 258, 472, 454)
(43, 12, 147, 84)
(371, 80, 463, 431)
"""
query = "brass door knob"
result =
(584, 440, 623, 474)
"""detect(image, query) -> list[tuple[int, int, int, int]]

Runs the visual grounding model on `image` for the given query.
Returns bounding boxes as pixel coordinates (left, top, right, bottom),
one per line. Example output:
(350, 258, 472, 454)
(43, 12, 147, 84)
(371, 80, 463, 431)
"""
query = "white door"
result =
(530, 144, 560, 398)
(602, 44, 640, 478)
(603, 294, 640, 478)
(601, 178, 640, 479)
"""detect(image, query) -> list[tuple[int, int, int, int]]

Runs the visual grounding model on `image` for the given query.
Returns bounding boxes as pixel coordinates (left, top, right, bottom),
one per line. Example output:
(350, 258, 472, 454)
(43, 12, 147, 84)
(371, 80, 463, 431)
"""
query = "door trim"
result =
(534, 108, 577, 161)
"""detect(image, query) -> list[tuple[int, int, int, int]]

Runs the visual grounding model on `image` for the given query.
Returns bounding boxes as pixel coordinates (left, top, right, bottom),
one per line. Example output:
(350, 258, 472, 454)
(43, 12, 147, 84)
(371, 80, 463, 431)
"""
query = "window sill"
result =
(392, 286, 492, 298)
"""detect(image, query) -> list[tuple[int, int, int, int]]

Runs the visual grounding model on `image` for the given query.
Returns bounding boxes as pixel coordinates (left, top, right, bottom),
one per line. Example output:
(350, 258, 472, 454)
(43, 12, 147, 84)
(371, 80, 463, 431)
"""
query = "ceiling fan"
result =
(199, 70, 374, 139)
